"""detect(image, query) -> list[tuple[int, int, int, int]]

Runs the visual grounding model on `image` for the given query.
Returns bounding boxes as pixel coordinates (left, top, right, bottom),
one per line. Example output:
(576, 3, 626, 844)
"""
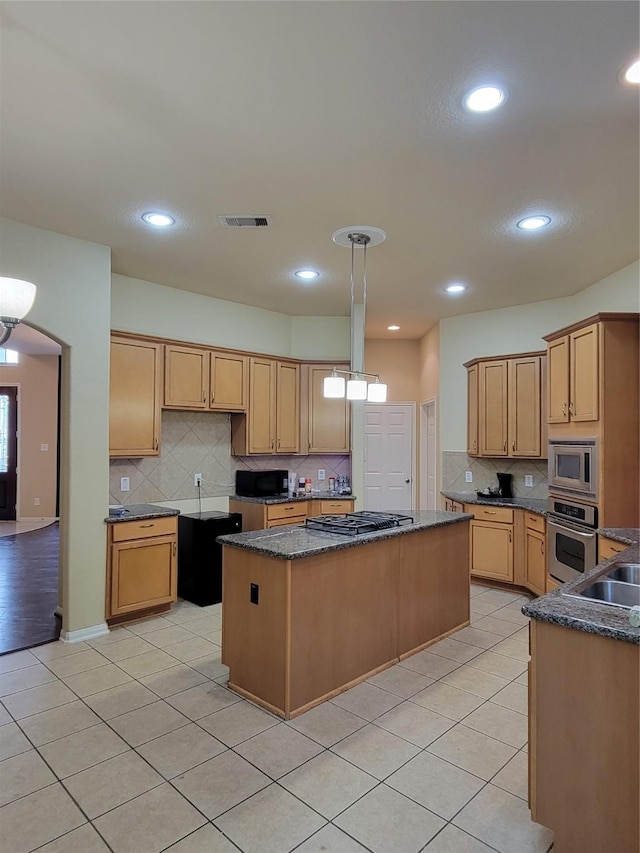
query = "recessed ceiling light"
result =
(517, 215, 551, 231)
(622, 59, 640, 84)
(387, 325, 400, 331)
(445, 283, 467, 294)
(463, 86, 506, 113)
(142, 212, 175, 227)
(295, 270, 320, 280)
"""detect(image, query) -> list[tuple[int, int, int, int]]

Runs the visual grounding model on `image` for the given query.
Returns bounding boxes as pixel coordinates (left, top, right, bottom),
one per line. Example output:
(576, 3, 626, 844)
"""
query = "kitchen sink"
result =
(574, 579, 640, 609)
(606, 563, 640, 585)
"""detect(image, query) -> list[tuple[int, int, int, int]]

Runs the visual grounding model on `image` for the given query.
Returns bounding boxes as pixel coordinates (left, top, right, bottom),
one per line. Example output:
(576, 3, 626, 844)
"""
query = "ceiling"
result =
(1, 1, 638, 340)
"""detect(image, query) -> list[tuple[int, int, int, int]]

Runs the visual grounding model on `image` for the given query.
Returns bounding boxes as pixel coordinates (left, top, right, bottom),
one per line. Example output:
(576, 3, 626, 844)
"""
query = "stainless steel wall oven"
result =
(546, 496, 598, 583)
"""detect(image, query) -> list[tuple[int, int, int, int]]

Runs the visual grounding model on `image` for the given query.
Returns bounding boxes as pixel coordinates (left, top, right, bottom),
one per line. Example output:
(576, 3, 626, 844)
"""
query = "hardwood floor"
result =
(0, 522, 60, 655)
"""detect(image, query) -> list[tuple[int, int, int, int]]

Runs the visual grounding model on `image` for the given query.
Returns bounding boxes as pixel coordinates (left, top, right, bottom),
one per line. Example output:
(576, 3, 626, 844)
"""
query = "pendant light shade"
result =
(323, 372, 346, 398)
(367, 381, 388, 403)
(346, 377, 368, 400)
(0, 277, 37, 346)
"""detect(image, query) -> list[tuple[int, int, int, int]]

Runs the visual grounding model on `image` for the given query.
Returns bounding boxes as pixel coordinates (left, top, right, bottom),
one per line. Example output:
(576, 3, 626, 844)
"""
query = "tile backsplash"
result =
(442, 451, 548, 500)
(109, 411, 350, 505)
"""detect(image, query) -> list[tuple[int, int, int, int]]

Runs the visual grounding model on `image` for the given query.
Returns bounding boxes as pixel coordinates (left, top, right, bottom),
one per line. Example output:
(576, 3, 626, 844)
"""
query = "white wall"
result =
(111, 274, 350, 360)
(0, 217, 111, 636)
(440, 260, 640, 451)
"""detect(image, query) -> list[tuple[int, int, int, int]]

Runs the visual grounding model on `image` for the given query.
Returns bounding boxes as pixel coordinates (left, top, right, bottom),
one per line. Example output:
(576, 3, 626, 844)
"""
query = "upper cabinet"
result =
(465, 351, 546, 458)
(110, 336, 162, 457)
(164, 344, 247, 412)
(546, 322, 598, 423)
(231, 358, 299, 455)
(303, 364, 351, 454)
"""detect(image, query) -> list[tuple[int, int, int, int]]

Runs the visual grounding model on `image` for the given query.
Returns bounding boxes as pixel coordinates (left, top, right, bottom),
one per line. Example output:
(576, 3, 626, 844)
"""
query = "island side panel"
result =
(530, 620, 639, 853)
(222, 547, 288, 714)
(397, 521, 470, 657)
(288, 537, 398, 716)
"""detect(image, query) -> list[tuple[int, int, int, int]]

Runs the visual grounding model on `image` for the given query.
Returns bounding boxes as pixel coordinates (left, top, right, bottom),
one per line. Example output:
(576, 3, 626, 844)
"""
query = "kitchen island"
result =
(218, 510, 471, 719)
(523, 530, 639, 853)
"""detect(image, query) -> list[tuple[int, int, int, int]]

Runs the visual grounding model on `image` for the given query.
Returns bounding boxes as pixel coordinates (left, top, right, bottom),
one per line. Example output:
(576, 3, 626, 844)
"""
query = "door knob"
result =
(405, 478, 410, 483)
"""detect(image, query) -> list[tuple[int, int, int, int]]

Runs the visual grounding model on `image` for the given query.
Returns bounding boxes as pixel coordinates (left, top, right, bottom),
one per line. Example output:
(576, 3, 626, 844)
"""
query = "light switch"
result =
(120, 477, 130, 491)
(465, 471, 473, 483)
(525, 475, 534, 487)
(40, 444, 49, 451)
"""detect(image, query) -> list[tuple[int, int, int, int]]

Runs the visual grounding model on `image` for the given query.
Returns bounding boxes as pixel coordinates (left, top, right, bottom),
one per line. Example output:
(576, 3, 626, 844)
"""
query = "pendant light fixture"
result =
(0, 277, 37, 345)
(324, 227, 388, 402)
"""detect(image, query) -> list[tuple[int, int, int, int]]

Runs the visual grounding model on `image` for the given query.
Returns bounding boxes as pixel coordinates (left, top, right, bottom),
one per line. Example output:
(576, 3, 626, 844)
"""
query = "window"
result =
(0, 349, 19, 364)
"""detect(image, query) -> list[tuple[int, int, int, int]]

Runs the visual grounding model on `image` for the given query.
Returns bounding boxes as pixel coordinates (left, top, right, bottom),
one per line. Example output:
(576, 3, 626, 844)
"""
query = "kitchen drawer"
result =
(266, 516, 306, 528)
(598, 536, 628, 561)
(266, 502, 306, 521)
(525, 512, 546, 534)
(465, 505, 514, 524)
(111, 516, 177, 542)
(316, 499, 354, 514)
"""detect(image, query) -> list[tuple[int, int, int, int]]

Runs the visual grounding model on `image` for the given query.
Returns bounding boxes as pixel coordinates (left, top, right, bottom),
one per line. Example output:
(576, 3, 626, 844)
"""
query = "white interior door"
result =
(420, 399, 437, 510)
(364, 403, 414, 511)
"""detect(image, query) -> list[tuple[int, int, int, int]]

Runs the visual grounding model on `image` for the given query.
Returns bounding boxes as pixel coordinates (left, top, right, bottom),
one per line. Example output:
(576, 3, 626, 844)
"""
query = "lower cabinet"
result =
(469, 518, 514, 583)
(525, 527, 546, 596)
(444, 499, 465, 513)
(107, 516, 177, 623)
(598, 535, 628, 561)
(229, 498, 354, 532)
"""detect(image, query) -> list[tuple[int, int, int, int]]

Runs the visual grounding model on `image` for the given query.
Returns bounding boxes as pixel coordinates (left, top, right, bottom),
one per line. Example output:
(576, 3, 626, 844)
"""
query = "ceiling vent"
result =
(218, 215, 269, 228)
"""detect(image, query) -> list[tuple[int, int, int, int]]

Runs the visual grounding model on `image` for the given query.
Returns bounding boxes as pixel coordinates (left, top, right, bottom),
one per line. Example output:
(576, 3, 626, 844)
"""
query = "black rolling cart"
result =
(177, 511, 242, 606)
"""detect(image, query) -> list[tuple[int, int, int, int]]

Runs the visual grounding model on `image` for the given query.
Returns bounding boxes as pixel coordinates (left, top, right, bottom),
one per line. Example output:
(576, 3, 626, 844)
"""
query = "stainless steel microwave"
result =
(548, 438, 598, 501)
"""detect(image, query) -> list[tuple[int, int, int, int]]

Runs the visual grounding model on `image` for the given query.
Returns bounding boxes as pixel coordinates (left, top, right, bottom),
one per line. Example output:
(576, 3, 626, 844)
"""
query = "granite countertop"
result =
(441, 491, 548, 515)
(230, 492, 355, 505)
(523, 529, 640, 645)
(218, 509, 472, 560)
(105, 504, 180, 523)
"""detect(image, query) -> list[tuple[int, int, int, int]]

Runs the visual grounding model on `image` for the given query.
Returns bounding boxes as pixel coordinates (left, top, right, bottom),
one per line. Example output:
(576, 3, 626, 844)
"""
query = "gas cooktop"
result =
(305, 511, 414, 536)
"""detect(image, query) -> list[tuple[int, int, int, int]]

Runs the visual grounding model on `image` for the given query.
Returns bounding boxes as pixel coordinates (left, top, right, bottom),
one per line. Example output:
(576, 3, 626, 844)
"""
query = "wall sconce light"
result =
(0, 277, 37, 345)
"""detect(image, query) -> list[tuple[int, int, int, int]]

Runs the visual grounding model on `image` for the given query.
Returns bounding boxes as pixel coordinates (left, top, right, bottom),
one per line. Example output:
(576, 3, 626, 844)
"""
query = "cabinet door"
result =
(509, 356, 542, 457)
(210, 352, 248, 411)
(276, 362, 300, 453)
(570, 323, 599, 422)
(470, 520, 513, 582)
(467, 364, 479, 456)
(248, 358, 276, 454)
(110, 535, 177, 616)
(307, 366, 350, 453)
(109, 338, 162, 457)
(598, 536, 627, 561)
(164, 345, 208, 410)
(547, 337, 570, 423)
(525, 527, 546, 596)
(479, 360, 508, 456)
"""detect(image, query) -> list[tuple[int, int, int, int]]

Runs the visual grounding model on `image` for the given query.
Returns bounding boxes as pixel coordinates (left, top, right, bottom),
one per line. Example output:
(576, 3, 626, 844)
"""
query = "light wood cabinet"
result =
(465, 351, 546, 459)
(529, 619, 639, 853)
(164, 345, 247, 412)
(598, 535, 628, 561)
(229, 497, 355, 532)
(109, 336, 162, 457)
(231, 358, 299, 455)
(304, 365, 351, 454)
(309, 498, 354, 515)
(444, 498, 465, 513)
(546, 322, 598, 423)
(106, 516, 177, 623)
(524, 526, 546, 597)
(469, 517, 514, 583)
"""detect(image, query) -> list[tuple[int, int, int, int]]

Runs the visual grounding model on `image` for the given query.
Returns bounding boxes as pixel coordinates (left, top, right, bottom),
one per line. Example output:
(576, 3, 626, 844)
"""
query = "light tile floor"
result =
(0, 585, 555, 853)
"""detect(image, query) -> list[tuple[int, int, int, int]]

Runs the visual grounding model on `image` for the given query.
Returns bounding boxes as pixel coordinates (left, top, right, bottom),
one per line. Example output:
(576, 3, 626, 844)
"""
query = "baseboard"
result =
(59, 623, 109, 644)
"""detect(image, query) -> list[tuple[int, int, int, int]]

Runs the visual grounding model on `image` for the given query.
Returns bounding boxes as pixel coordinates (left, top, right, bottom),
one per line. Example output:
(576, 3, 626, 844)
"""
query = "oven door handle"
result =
(548, 518, 597, 539)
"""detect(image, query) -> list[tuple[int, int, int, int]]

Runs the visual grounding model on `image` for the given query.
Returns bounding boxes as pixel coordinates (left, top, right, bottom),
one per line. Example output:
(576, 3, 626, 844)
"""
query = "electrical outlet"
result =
(525, 474, 534, 488)
(34, 497, 40, 506)
(40, 443, 49, 452)
(465, 471, 473, 483)
(120, 477, 130, 491)
(317, 469, 326, 481)
(194, 473, 202, 487)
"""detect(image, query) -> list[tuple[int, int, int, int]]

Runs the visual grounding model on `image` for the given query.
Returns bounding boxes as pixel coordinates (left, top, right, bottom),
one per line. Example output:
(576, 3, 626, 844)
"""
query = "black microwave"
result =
(235, 469, 288, 498)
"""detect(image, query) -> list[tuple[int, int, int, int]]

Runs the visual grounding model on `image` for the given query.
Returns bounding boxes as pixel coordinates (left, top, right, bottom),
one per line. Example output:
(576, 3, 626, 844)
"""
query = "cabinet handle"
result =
(528, 516, 536, 523)
(271, 439, 274, 450)
(503, 441, 506, 451)
(139, 523, 154, 528)
(211, 392, 215, 403)
(509, 531, 512, 543)
(202, 392, 206, 403)
(484, 510, 497, 515)
(154, 436, 159, 451)
(284, 506, 295, 511)
(562, 402, 567, 415)
(540, 540, 544, 555)
(173, 541, 177, 557)
(277, 438, 281, 449)
(569, 401, 574, 414)
(512, 441, 515, 451)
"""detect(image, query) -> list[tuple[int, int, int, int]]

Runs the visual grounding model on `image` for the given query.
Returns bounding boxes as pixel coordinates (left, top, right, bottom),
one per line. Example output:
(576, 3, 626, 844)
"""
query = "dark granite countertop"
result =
(218, 510, 472, 560)
(523, 529, 640, 645)
(230, 492, 355, 505)
(105, 504, 180, 523)
(441, 491, 548, 515)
